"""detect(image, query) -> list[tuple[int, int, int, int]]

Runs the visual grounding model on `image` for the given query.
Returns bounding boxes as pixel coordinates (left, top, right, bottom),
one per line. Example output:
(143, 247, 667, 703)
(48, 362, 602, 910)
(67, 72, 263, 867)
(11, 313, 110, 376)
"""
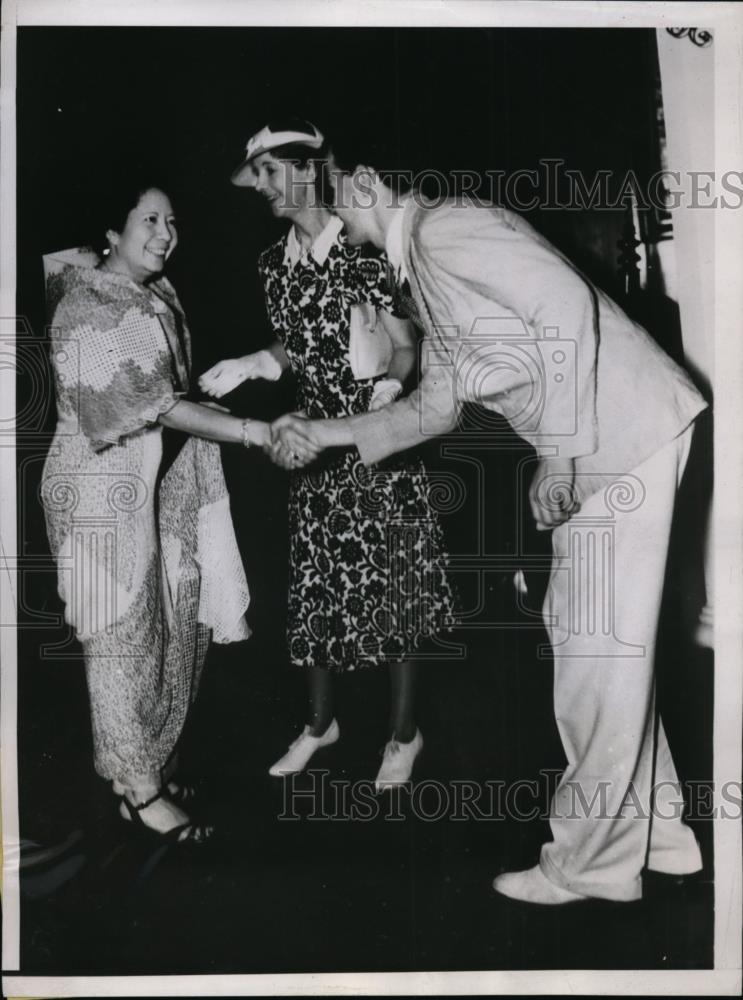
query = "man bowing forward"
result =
(274, 144, 707, 905)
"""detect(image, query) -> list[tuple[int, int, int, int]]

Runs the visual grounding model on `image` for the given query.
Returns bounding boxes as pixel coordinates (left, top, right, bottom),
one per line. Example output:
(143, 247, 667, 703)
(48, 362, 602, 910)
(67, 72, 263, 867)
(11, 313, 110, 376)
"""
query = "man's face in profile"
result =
(328, 163, 377, 246)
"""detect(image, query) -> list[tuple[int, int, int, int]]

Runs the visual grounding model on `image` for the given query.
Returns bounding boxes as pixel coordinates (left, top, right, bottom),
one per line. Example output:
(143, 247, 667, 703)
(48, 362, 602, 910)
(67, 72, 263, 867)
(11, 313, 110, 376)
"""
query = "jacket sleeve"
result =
(417, 206, 599, 458)
(350, 332, 460, 464)
(353, 204, 599, 465)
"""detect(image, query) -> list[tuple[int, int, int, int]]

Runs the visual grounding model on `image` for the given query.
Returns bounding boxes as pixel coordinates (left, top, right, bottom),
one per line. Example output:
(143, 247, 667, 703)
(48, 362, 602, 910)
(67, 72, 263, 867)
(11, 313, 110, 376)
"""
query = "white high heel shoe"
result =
(268, 718, 340, 776)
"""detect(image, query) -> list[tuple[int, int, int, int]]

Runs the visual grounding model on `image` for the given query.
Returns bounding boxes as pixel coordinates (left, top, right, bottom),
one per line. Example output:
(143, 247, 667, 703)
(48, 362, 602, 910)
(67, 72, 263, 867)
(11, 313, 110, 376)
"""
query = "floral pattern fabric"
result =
(259, 231, 456, 671)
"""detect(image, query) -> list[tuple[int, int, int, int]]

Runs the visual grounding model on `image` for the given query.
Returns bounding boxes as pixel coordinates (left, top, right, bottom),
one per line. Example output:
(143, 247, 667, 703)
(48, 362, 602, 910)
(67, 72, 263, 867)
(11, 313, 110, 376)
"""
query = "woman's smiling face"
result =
(107, 188, 177, 284)
(248, 152, 314, 219)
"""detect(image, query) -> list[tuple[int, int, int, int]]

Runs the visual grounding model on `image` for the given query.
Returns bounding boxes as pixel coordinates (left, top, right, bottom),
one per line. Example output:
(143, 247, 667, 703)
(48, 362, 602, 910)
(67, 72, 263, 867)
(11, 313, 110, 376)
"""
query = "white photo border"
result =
(2, 1, 741, 996)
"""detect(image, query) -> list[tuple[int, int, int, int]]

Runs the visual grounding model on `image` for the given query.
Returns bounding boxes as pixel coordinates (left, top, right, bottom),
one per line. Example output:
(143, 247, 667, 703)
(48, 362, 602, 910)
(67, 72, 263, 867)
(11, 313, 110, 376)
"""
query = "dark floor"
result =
(14, 430, 714, 975)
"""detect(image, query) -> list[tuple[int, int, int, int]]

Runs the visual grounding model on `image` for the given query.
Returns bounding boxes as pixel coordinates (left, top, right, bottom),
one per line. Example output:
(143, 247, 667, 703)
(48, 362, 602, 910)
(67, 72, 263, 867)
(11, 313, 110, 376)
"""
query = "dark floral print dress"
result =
(259, 227, 455, 671)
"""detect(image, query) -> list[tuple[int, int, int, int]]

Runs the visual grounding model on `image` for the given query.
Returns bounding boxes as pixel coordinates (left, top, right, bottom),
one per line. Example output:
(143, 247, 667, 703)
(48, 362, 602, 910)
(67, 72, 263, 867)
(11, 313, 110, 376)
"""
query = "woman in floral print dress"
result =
(200, 120, 455, 787)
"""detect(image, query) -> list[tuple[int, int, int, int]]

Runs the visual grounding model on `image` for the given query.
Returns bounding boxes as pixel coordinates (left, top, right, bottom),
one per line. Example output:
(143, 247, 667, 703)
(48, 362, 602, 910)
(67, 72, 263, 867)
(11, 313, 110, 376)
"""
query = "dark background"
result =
(14, 26, 713, 975)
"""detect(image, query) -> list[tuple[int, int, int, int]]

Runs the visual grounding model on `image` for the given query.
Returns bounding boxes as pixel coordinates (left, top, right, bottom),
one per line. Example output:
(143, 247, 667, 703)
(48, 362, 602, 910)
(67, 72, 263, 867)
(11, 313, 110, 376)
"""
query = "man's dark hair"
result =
(325, 126, 414, 197)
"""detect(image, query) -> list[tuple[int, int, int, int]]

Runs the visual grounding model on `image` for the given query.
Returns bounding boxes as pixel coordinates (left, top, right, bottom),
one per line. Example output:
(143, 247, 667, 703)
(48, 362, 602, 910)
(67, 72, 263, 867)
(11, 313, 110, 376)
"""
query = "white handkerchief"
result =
(348, 303, 393, 380)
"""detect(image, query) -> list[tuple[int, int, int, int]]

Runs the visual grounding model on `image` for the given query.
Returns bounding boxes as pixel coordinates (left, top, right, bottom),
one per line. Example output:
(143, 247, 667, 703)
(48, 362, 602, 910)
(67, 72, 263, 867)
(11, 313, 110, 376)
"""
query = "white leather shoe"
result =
(375, 730, 423, 790)
(268, 719, 340, 776)
(492, 865, 588, 904)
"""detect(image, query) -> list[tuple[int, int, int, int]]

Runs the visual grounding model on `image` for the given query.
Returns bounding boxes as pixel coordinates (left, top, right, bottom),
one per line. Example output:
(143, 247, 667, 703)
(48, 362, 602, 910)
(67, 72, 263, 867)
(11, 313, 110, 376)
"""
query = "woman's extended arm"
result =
(159, 399, 271, 448)
(198, 341, 290, 398)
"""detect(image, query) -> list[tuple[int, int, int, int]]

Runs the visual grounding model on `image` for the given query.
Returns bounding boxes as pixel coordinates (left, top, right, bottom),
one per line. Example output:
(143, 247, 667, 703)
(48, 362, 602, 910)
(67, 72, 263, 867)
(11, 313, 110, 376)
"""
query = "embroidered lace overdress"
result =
(42, 249, 250, 781)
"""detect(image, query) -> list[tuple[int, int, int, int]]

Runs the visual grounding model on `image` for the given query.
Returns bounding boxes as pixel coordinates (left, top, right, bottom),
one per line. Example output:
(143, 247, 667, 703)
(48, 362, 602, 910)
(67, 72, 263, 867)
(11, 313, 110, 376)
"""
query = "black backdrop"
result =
(18, 26, 663, 359)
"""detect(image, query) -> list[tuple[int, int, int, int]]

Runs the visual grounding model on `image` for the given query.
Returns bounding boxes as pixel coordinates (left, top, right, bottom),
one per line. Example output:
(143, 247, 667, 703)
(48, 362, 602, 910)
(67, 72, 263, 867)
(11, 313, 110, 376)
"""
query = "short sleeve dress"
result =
(258, 222, 456, 671)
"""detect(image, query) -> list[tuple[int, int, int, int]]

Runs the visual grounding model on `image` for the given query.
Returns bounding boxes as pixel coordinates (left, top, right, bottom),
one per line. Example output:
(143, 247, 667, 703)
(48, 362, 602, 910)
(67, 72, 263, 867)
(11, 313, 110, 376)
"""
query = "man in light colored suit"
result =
(273, 154, 707, 904)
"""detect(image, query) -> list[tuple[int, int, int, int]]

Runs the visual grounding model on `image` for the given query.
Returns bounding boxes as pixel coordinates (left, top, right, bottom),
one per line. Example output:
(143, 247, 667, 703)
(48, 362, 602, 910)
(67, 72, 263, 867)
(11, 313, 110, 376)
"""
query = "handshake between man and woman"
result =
(198, 346, 383, 471)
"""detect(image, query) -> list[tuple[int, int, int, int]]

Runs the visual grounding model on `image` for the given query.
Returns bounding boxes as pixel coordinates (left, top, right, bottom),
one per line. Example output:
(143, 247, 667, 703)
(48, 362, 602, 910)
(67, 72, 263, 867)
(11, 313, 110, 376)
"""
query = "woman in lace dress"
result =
(42, 182, 276, 843)
(200, 120, 456, 788)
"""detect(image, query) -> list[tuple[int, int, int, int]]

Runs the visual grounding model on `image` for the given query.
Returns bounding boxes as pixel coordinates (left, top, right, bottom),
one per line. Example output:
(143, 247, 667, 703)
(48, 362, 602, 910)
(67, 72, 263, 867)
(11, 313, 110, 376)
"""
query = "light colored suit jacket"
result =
(352, 198, 706, 503)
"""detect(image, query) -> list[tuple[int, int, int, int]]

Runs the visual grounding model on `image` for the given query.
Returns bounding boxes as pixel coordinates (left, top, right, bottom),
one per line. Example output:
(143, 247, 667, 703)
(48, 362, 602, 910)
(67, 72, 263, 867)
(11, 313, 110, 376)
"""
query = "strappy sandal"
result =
(119, 789, 213, 846)
(158, 755, 201, 806)
(163, 779, 199, 806)
(114, 776, 200, 806)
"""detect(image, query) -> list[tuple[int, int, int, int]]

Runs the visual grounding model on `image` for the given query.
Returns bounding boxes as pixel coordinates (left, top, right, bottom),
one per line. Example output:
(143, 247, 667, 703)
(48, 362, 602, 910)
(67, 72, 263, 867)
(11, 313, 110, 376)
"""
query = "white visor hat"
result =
(231, 122, 325, 186)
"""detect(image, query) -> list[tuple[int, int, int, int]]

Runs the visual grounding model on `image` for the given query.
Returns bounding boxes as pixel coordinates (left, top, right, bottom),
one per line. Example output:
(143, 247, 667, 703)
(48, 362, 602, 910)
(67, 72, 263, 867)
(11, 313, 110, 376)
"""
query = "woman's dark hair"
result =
(88, 174, 178, 255)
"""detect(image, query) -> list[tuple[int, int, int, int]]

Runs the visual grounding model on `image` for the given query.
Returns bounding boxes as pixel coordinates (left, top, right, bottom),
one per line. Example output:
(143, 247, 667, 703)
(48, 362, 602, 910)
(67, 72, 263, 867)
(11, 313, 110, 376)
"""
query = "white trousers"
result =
(539, 427, 703, 901)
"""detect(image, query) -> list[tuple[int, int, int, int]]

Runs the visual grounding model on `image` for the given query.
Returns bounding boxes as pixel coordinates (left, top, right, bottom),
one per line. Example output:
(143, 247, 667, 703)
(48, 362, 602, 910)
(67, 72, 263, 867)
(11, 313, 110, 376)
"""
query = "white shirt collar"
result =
(384, 203, 409, 283)
(285, 215, 343, 268)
